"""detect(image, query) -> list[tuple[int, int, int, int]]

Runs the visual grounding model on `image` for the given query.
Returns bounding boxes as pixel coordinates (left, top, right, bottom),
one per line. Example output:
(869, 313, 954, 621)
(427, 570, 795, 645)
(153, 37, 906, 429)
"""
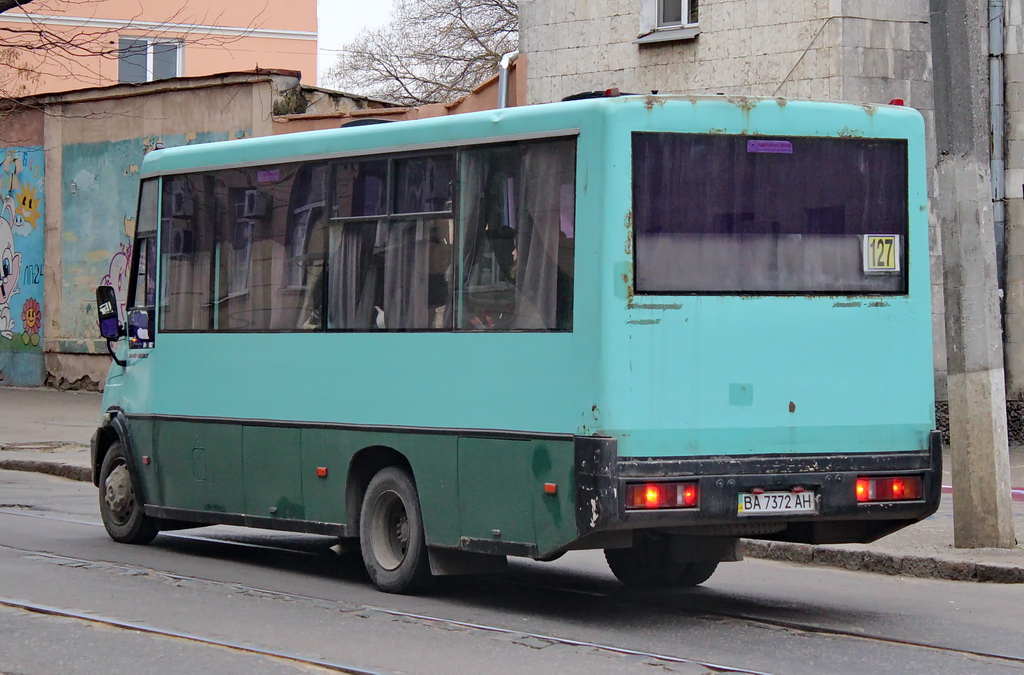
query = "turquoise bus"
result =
(92, 94, 940, 593)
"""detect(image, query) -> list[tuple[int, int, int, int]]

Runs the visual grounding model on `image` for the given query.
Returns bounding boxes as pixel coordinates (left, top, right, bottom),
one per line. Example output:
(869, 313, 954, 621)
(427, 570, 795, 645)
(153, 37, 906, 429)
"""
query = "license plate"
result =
(737, 491, 816, 516)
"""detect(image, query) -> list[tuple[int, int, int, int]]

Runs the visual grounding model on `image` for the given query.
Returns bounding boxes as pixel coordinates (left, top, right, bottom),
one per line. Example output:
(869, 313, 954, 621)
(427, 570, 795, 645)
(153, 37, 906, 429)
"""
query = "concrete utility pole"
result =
(930, 0, 1017, 547)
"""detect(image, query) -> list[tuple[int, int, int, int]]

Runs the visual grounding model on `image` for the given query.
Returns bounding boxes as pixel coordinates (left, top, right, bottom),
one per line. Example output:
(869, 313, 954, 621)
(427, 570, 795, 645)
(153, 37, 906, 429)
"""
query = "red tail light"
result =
(856, 476, 923, 502)
(626, 482, 699, 510)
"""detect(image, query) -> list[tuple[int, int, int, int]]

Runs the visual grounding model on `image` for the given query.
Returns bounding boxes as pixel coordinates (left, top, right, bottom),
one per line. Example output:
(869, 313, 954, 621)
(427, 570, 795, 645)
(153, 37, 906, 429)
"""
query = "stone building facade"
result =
(519, 0, 1002, 401)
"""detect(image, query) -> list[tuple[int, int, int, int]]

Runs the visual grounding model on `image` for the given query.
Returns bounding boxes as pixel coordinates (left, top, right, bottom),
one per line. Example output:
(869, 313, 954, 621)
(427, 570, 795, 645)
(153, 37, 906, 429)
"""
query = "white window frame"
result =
(636, 0, 700, 45)
(118, 37, 183, 83)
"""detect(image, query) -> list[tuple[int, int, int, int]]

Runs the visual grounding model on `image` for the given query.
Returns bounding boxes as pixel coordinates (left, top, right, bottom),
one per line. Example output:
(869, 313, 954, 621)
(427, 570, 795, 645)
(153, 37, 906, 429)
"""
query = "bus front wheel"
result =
(604, 534, 718, 587)
(359, 467, 432, 594)
(98, 442, 158, 545)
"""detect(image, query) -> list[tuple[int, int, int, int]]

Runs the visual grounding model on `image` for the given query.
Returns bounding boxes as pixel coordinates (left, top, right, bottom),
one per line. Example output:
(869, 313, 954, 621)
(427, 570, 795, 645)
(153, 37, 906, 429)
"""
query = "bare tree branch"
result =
(325, 0, 518, 106)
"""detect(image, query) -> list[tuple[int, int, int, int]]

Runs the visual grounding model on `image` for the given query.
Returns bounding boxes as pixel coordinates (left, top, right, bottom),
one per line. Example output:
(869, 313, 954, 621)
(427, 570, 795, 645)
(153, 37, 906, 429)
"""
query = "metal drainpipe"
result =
(991, 0, 1006, 298)
(497, 50, 520, 109)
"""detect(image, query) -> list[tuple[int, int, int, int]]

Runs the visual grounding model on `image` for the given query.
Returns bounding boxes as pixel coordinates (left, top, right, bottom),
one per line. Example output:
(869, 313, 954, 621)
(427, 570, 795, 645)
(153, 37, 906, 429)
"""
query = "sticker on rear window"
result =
(747, 140, 793, 154)
(863, 235, 900, 273)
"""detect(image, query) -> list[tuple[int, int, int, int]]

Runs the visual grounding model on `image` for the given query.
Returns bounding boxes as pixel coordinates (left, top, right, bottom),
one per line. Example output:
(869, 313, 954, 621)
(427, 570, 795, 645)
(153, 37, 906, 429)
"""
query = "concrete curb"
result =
(741, 539, 1024, 584)
(0, 459, 92, 484)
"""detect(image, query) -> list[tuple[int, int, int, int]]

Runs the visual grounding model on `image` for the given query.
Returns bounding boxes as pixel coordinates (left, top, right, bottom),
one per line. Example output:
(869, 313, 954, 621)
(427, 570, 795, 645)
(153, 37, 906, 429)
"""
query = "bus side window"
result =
(327, 155, 454, 331)
(457, 138, 576, 332)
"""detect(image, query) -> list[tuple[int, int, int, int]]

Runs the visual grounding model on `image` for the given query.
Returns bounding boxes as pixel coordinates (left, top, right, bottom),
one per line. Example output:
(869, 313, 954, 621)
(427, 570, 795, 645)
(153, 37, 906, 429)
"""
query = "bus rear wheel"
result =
(98, 442, 158, 544)
(604, 534, 718, 587)
(359, 467, 432, 594)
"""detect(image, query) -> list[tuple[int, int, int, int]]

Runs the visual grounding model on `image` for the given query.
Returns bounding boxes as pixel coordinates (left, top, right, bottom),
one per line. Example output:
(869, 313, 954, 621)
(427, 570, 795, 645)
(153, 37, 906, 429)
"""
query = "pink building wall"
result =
(0, 0, 317, 95)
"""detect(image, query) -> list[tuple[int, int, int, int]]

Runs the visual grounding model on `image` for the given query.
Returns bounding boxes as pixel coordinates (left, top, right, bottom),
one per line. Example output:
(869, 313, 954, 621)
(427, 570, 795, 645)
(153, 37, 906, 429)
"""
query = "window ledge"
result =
(634, 25, 700, 45)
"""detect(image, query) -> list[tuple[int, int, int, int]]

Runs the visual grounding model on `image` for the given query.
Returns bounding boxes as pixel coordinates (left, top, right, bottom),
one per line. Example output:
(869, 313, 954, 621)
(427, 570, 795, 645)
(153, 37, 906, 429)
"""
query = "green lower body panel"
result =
(121, 415, 578, 557)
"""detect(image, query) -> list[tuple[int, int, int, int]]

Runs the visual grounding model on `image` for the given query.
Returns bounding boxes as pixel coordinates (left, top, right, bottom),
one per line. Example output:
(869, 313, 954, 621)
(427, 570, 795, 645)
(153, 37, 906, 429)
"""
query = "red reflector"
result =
(856, 476, 923, 502)
(316, 467, 328, 478)
(544, 482, 558, 495)
(626, 482, 699, 510)
(889, 98, 905, 106)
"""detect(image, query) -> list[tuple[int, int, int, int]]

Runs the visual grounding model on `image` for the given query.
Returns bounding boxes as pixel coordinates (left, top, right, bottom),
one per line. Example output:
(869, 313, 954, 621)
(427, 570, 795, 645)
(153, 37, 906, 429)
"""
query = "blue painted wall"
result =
(59, 132, 242, 346)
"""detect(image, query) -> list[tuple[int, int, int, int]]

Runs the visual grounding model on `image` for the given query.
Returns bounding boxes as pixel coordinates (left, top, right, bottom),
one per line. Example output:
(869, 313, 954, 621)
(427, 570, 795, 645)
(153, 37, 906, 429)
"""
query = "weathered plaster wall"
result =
(40, 80, 277, 387)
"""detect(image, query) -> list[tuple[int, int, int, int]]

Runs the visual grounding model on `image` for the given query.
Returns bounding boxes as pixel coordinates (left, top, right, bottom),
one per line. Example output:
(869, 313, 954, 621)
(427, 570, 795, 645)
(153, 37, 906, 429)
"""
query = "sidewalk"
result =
(2, 387, 1023, 582)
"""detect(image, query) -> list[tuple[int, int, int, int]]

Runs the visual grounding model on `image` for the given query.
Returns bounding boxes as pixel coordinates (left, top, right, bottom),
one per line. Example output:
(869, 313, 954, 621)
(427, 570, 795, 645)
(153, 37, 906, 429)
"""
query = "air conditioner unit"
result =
(168, 223, 194, 256)
(243, 189, 270, 219)
(170, 188, 193, 218)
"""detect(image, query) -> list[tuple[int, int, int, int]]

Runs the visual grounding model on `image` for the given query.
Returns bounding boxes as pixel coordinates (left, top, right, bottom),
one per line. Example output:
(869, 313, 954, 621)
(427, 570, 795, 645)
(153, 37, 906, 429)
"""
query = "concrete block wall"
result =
(519, 0, 841, 103)
(1005, 0, 1024, 398)
(520, 0, 949, 398)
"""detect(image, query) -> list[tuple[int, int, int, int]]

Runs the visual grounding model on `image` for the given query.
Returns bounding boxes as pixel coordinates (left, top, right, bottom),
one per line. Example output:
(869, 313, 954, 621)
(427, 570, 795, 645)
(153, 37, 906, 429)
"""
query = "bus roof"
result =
(140, 95, 923, 177)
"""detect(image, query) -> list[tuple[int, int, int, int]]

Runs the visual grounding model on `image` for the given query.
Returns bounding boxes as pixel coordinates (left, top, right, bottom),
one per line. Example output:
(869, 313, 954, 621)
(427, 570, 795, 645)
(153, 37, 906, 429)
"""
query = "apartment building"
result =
(0, 0, 317, 96)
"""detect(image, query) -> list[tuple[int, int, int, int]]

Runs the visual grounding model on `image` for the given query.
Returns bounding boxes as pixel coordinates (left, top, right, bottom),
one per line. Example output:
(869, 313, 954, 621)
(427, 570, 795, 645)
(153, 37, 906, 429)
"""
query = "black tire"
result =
(605, 534, 719, 587)
(98, 442, 158, 544)
(359, 467, 432, 594)
(675, 560, 719, 587)
(605, 534, 682, 586)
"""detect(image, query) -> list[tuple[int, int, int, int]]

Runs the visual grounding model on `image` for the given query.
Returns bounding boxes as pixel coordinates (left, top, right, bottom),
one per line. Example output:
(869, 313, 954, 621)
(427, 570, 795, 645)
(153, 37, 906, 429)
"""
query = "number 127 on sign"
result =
(863, 235, 900, 273)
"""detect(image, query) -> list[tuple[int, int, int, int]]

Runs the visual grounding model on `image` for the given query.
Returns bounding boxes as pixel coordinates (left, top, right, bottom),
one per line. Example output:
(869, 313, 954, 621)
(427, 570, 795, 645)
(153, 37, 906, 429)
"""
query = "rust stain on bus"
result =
(837, 127, 864, 138)
(644, 96, 667, 109)
(727, 96, 757, 114)
(631, 303, 682, 310)
(624, 210, 633, 255)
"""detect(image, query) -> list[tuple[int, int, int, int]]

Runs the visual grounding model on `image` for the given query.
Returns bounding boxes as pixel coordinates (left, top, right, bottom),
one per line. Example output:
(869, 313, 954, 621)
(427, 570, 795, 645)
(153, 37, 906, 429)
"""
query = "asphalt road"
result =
(2, 469, 1024, 675)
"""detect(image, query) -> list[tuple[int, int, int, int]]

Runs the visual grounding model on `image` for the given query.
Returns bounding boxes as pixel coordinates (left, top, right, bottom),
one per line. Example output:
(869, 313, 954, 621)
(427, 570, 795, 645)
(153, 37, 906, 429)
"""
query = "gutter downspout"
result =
(991, 0, 1006, 298)
(497, 50, 520, 109)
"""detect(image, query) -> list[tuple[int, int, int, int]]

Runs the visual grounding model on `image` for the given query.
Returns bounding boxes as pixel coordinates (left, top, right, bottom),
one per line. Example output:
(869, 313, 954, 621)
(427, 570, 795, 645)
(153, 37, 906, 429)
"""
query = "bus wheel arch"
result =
(346, 446, 414, 534)
(92, 423, 123, 488)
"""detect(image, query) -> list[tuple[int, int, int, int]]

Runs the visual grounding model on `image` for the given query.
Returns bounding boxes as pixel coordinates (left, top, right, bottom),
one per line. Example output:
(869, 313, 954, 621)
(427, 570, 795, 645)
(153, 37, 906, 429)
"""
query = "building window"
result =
(118, 38, 181, 83)
(660, 0, 698, 27)
(637, 0, 699, 44)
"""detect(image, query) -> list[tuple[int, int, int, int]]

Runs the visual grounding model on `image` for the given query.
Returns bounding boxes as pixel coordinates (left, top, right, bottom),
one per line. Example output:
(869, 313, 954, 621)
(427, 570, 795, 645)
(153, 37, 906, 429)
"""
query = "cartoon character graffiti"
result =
(1, 196, 23, 340)
(102, 242, 133, 322)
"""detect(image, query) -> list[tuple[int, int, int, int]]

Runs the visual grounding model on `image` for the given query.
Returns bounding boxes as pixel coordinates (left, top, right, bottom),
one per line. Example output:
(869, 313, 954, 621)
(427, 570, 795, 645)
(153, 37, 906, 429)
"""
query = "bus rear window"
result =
(632, 132, 909, 294)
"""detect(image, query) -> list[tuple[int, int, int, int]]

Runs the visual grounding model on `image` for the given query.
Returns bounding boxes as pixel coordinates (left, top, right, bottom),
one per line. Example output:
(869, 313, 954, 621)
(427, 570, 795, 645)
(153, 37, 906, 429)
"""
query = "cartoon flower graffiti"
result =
(21, 296, 40, 346)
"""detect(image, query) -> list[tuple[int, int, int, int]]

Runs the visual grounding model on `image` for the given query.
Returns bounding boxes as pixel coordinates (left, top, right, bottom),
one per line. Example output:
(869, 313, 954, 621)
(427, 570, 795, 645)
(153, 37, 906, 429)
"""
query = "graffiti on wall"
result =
(62, 131, 235, 340)
(0, 148, 44, 349)
(101, 241, 132, 322)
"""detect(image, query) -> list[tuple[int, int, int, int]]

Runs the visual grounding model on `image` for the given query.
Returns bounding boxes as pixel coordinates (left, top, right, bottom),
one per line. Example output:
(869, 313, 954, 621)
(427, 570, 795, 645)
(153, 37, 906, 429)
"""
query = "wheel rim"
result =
(368, 489, 410, 571)
(103, 462, 135, 526)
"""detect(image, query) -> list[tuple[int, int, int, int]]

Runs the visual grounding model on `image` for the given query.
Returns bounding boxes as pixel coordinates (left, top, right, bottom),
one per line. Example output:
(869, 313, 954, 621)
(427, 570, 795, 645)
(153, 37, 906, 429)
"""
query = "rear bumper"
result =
(575, 430, 942, 545)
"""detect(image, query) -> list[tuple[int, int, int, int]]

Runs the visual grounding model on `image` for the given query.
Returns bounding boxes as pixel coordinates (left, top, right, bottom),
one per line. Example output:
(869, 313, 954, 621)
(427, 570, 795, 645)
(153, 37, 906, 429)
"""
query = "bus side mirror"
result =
(96, 286, 123, 340)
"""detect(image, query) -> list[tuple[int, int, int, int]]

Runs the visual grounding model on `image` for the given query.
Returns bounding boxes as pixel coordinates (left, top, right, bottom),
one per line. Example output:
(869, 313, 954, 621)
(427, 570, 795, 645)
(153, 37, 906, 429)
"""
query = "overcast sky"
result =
(317, 1, 396, 85)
